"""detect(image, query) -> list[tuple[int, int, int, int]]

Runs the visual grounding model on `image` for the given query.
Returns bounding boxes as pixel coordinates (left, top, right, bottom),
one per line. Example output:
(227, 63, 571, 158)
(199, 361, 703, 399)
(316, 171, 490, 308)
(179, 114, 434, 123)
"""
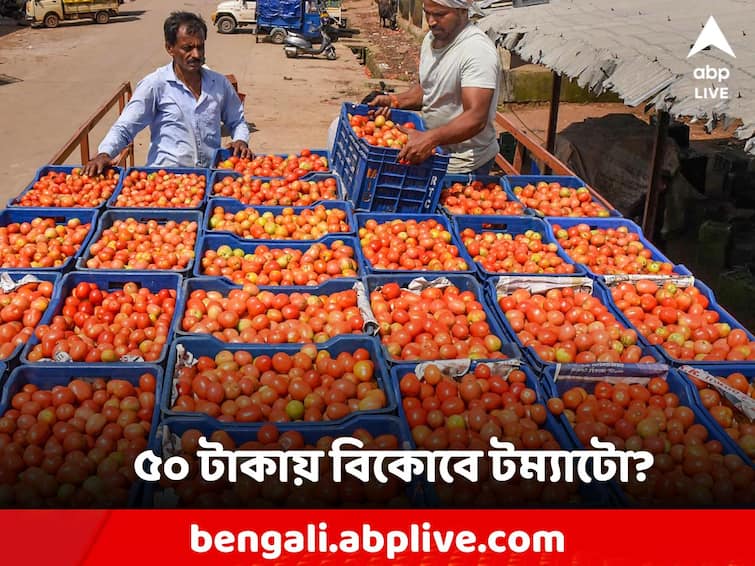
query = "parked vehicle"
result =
(211, 0, 256, 34)
(25, 0, 119, 27)
(255, 0, 324, 43)
(283, 13, 336, 59)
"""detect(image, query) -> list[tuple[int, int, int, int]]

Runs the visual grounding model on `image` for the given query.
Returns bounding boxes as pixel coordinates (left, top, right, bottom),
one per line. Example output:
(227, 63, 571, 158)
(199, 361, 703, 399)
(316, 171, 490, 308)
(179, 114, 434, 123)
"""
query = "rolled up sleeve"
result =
(221, 78, 250, 143)
(98, 78, 157, 157)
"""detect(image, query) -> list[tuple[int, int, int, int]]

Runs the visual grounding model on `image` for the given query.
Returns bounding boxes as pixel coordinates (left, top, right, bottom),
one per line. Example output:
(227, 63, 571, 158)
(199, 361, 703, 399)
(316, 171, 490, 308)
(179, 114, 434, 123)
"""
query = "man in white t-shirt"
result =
(368, 0, 500, 174)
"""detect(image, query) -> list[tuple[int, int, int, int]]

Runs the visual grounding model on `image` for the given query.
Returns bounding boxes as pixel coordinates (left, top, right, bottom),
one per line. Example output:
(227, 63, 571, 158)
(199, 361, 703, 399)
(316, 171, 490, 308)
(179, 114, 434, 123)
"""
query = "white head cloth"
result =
(427, 0, 471, 8)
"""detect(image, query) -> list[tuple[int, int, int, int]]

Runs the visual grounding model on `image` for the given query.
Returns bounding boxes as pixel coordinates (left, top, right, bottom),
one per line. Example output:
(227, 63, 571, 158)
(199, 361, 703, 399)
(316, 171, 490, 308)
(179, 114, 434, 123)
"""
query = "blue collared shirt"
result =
(99, 62, 250, 168)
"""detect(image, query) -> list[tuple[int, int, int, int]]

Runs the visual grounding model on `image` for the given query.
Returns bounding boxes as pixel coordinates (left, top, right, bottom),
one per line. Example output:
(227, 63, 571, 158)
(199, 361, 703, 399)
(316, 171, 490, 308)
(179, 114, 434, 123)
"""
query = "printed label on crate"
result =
(171, 344, 199, 405)
(413, 359, 521, 381)
(353, 280, 379, 335)
(493, 275, 593, 297)
(680, 365, 755, 421)
(0, 272, 42, 292)
(405, 276, 454, 293)
(120, 354, 145, 363)
(603, 274, 695, 287)
(554, 362, 670, 384)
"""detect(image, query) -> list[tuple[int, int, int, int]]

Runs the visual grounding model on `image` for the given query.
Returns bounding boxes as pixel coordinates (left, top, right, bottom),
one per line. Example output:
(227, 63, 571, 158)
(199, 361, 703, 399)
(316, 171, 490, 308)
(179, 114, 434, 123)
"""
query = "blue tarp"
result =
(256, 0, 303, 28)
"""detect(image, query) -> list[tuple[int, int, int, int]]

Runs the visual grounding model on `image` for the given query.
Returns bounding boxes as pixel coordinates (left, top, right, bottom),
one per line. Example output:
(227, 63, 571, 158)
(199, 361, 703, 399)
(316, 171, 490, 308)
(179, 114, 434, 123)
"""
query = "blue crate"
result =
(0, 270, 61, 368)
(604, 276, 755, 367)
(484, 276, 664, 369)
(20, 271, 184, 365)
(106, 167, 209, 210)
(206, 198, 356, 242)
(193, 232, 366, 285)
(364, 273, 522, 364)
(437, 174, 526, 217)
(208, 170, 345, 204)
(0, 208, 99, 272)
(176, 276, 372, 340)
(143, 414, 423, 508)
(355, 212, 476, 276)
(75, 209, 204, 275)
(452, 215, 586, 279)
(331, 103, 449, 214)
(503, 175, 621, 218)
(211, 148, 330, 172)
(7, 165, 124, 209)
(543, 217, 691, 278)
(0, 362, 6, 391)
(674, 363, 755, 465)
(162, 334, 397, 425)
(543, 365, 752, 506)
(0, 363, 164, 508)
(391, 360, 616, 507)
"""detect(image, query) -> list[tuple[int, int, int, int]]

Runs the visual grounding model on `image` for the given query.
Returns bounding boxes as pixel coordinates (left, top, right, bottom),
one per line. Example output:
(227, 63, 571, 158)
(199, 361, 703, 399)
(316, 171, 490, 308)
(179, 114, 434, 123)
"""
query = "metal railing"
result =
(49, 81, 135, 167)
(494, 111, 617, 211)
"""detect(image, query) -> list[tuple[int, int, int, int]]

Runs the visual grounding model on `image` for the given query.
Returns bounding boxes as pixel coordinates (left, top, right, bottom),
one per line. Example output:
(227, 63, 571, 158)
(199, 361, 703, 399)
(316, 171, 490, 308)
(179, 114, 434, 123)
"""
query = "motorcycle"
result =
(283, 14, 338, 60)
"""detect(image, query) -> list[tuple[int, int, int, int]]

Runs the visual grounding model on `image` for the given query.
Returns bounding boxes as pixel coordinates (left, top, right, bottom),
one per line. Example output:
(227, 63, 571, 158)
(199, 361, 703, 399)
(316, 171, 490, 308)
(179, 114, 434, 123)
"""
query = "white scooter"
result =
(283, 15, 337, 60)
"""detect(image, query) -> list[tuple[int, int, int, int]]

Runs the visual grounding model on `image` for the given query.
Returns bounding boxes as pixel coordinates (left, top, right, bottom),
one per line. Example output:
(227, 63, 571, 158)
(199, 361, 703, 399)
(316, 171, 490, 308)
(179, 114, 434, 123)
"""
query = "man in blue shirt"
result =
(84, 12, 252, 175)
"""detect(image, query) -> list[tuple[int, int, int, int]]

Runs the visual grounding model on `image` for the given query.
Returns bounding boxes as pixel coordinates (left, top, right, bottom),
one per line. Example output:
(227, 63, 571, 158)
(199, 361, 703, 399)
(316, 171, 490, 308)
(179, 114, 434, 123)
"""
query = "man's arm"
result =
(221, 78, 252, 159)
(397, 86, 494, 164)
(84, 79, 157, 175)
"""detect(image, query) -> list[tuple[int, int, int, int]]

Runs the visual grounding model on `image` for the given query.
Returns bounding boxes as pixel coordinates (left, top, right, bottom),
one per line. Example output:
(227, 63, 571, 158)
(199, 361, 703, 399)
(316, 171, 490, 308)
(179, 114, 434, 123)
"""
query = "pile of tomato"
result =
(358, 218, 469, 271)
(495, 286, 657, 364)
(510, 181, 612, 217)
(26, 281, 177, 363)
(208, 205, 351, 240)
(216, 149, 329, 178)
(0, 280, 54, 360)
(16, 168, 119, 208)
(212, 175, 339, 206)
(548, 379, 755, 505)
(199, 240, 359, 285)
(348, 114, 415, 149)
(440, 181, 525, 216)
(0, 217, 92, 269)
(0, 373, 157, 507)
(610, 280, 755, 362)
(181, 286, 365, 344)
(84, 217, 198, 271)
(172, 345, 385, 423)
(113, 170, 206, 208)
(370, 282, 506, 362)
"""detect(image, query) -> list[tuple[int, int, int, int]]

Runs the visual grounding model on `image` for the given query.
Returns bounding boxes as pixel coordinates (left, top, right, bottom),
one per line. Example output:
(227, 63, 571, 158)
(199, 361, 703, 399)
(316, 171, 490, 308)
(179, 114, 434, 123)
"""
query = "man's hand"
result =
(396, 126, 437, 165)
(230, 140, 253, 159)
(83, 153, 114, 177)
(366, 94, 394, 118)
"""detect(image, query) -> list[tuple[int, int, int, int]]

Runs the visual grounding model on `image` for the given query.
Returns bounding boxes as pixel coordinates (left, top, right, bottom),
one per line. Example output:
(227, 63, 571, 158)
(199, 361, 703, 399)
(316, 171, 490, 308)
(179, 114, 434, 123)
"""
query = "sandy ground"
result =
(0, 0, 375, 200)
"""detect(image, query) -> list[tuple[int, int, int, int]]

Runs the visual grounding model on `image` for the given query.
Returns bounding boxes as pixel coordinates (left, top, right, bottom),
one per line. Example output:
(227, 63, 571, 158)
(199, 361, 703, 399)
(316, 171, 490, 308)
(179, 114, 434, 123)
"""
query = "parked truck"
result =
(25, 0, 120, 28)
(211, 0, 257, 34)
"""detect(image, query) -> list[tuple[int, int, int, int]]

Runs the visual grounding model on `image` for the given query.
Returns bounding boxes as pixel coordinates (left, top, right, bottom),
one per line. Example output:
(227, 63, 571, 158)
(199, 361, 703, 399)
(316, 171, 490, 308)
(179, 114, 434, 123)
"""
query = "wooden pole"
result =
(642, 110, 670, 240)
(546, 71, 562, 156)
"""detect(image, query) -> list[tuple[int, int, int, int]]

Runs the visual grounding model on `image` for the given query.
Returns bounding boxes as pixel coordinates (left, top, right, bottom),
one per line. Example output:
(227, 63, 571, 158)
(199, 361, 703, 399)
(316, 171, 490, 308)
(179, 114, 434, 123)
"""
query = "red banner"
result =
(1, 510, 752, 565)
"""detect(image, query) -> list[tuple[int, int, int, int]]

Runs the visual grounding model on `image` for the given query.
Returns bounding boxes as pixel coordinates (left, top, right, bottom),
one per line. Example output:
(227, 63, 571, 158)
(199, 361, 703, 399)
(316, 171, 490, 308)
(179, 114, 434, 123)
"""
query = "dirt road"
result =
(0, 0, 374, 201)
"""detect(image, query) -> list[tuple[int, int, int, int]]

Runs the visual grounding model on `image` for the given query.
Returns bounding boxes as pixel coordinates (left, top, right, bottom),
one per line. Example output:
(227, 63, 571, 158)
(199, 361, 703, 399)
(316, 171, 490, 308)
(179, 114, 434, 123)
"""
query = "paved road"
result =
(0, 0, 370, 200)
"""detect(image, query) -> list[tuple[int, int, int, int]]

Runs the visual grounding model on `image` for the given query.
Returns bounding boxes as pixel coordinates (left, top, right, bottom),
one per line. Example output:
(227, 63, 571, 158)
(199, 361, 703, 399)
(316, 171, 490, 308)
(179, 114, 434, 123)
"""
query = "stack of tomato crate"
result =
(0, 103, 752, 510)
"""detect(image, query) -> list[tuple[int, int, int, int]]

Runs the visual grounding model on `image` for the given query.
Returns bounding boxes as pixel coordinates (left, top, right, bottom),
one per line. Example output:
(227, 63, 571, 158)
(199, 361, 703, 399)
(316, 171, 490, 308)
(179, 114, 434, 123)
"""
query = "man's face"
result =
(423, 0, 465, 46)
(166, 25, 205, 74)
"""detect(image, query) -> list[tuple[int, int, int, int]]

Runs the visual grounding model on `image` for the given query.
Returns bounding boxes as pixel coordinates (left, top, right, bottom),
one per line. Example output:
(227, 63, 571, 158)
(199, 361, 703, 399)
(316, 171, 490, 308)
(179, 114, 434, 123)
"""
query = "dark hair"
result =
(164, 12, 207, 45)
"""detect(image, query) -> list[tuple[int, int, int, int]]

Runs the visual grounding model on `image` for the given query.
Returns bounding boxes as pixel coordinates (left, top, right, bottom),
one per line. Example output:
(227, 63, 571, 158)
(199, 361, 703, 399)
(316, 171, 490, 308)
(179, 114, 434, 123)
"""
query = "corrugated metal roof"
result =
(478, 0, 755, 151)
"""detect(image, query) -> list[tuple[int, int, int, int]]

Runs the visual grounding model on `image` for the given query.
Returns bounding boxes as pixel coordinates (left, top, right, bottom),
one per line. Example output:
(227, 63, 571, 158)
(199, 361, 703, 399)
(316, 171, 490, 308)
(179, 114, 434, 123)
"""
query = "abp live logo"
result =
(688, 16, 736, 100)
